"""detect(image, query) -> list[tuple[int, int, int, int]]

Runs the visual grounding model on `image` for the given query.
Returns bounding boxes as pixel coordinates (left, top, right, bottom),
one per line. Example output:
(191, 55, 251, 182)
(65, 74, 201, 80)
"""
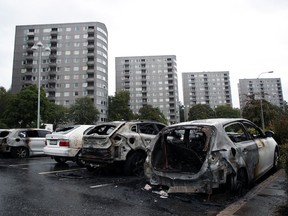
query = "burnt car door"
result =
(224, 122, 259, 181)
(135, 123, 161, 148)
(25, 129, 49, 153)
(242, 121, 274, 178)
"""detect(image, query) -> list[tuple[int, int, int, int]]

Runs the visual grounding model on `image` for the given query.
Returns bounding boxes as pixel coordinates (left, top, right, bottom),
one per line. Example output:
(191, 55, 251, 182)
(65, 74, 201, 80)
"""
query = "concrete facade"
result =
(182, 71, 232, 120)
(115, 55, 179, 124)
(11, 22, 108, 122)
(238, 78, 284, 110)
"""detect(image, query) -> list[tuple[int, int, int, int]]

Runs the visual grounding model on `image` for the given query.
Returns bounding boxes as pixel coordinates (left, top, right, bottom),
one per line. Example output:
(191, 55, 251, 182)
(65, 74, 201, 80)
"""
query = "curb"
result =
(216, 169, 286, 216)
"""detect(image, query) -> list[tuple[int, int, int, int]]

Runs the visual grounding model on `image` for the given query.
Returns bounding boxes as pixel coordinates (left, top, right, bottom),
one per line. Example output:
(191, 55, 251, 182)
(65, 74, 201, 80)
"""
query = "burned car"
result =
(144, 118, 279, 195)
(79, 121, 166, 175)
(0, 128, 51, 158)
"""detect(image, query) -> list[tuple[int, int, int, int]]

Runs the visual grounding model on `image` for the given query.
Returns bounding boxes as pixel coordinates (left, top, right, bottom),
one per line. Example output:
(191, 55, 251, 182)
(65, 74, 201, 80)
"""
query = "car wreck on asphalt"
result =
(144, 118, 279, 195)
(79, 121, 166, 176)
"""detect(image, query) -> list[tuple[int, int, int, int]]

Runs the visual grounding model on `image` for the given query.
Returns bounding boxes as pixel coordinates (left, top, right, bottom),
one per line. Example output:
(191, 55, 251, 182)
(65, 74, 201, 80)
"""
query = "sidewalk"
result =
(217, 169, 288, 216)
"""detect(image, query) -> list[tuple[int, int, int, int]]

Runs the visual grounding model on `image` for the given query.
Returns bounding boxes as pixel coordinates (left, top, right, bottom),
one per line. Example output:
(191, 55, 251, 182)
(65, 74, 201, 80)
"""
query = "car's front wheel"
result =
(11, 147, 29, 158)
(273, 149, 280, 171)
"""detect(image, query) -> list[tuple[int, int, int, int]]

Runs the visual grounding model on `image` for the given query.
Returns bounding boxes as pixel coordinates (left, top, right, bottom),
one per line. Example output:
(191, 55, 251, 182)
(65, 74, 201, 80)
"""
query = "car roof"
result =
(171, 118, 249, 127)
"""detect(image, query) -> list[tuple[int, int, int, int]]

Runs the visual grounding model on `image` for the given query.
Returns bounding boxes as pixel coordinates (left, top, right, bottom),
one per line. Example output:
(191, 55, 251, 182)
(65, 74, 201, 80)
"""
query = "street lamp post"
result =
(257, 71, 273, 130)
(32, 41, 50, 128)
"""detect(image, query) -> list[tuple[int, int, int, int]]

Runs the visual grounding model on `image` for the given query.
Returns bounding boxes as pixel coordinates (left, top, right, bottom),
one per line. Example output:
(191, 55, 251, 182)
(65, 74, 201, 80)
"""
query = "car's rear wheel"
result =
(11, 147, 29, 158)
(124, 151, 146, 176)
(54, 157, 67, 164)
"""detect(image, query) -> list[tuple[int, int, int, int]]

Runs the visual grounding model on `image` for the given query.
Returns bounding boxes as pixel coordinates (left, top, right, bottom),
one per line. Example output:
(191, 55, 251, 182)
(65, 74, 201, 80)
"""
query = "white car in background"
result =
(44, 125, 94, 166)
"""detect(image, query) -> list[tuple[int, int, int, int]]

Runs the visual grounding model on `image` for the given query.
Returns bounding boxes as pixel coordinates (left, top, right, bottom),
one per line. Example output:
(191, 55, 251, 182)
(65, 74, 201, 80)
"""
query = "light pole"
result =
(32, 41, 50, 128)
(257, 71, 273, 130)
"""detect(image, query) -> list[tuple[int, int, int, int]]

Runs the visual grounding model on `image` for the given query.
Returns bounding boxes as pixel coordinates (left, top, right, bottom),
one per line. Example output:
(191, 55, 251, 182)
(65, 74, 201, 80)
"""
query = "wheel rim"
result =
(17, 148, 28, 158)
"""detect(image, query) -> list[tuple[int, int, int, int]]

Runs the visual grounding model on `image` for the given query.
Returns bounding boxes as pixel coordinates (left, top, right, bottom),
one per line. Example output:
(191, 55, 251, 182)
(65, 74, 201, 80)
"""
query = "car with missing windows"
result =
(144, 118, 279, 195)
(0, 128, 51, 158)
(79, 121, 166, 176)
(44, 125, 94, 166)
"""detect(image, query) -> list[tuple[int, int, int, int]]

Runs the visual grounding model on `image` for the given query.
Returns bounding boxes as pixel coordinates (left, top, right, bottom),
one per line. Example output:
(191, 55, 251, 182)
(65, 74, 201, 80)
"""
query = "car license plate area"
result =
(49, 140, 57, 145)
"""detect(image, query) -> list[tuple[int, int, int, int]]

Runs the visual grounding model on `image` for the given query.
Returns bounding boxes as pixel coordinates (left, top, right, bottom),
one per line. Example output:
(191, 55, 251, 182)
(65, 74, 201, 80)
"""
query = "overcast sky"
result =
(1, 0, 287, 108)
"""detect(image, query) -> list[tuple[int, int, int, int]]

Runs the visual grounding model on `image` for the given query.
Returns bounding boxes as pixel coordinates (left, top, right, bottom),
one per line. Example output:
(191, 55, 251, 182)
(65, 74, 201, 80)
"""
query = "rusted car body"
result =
(144, 118, 279, 194)
(0, 128, 51, 158)
(79, 121, 166, 175)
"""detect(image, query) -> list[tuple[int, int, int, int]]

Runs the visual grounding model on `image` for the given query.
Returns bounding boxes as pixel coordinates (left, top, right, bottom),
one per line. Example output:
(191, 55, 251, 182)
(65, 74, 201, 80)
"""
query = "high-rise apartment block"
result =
(115, 55, 179, 124)
(11, 22, 108, 122)
(238, 78, 284, 109)
(182, 71, 232, 119)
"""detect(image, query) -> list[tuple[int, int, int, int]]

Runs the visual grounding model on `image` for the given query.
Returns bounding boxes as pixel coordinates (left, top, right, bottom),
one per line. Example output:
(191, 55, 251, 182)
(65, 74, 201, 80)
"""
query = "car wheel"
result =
(273, 149, 280, 171)
(54, 157, 67, 164)
(124, 152, 146, 176)
(235, 169, 248, 196)
(11, 147, 29, 158)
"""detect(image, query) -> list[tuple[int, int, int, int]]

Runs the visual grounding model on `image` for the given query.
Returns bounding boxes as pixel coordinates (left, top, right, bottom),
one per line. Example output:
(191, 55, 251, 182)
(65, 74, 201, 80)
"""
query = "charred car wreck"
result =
(144, 118, 279, 195)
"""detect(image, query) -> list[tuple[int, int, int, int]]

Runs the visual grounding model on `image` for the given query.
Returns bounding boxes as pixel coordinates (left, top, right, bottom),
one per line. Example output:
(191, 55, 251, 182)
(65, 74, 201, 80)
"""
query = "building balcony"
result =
(87, 61, 94, 66)
(26, 55, 34, 60)
(50, 38, 57, 43)
(48, 79, 57, 84)
(50, 30, 58, 36)
(87, 44, 95, 50)
(27, 39, 34, 46)
(49, 62, 57, 67)
(87, 36, 94, 42)
(86, 77, 94, 82)
(50, 46, 57, 51)
(87, 52, 95, 57)
(25, 64, 33, 69)
(87, 69, 95, 74)
(88, 28, 94, 33)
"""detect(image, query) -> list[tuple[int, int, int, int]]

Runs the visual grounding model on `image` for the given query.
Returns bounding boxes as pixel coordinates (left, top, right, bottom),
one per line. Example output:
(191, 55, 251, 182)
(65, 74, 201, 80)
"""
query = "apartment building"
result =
(182, 71, 232, 120)
(238, 78, 284, 110)
(11, 22, 108, 122)
(115, 55, 179, 124)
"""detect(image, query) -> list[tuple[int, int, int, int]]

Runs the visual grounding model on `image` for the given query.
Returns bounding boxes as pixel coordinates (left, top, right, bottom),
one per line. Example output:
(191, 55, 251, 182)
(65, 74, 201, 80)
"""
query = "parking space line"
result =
(38, 168, 86, 175)
(90, 183, 114, 189)
(9, 162, 56, 167)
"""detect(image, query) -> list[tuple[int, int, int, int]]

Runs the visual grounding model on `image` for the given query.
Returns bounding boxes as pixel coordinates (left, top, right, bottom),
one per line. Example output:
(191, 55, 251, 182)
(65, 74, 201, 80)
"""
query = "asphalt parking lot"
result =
(0, 155, 241, 216)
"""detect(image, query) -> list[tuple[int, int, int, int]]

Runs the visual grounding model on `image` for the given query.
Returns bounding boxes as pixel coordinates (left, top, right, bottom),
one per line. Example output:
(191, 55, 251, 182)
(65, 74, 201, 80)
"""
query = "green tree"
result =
(4, 85, 49, 128)
(108, 90, 134, 121)
(188, 104, 215, 120)
(0, 86, 12, 128)
(68, 97, 99, 124)
(136, 104, 168, 125)
(43, 102, 69, 129)
(215, 105, 240, 118)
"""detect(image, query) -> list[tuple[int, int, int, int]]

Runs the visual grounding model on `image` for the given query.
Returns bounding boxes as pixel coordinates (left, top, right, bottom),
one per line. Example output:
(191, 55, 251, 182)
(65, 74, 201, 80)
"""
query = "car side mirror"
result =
(265, 130, 274, 138)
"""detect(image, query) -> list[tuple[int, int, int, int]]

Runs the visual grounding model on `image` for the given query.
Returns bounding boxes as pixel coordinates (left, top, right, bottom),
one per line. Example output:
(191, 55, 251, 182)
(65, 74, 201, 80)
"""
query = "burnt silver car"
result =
(144, 118, 279, 195)
(79, 121, 166, 176)
(0, 128, 51, 158)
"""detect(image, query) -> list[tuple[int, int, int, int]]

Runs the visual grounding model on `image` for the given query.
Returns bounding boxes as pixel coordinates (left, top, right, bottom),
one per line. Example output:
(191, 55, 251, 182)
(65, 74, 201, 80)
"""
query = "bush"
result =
(279, 143, 288, 175)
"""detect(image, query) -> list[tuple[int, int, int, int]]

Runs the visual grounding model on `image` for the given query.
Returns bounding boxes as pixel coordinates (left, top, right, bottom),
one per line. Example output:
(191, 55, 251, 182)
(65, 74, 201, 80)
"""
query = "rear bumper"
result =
(79, 148, 114, 164)
(43, 146, 79, 158)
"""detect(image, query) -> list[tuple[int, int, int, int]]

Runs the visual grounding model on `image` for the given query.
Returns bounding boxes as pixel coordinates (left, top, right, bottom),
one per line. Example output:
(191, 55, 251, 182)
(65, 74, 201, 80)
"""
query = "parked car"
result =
(0, 128, 51, 158)
(79, 121, 166, 176)
(144, 118, 279, 195)
(44, 125, 94, 166)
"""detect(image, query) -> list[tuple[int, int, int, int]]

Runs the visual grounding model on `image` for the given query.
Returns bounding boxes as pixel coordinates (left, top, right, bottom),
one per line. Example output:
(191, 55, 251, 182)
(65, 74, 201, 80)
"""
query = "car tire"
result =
(11, 147, 29, 158)
(124, 151, 146, 176)
(75, 157, 85, 167)
(54, 157, 67, 164)
(235, 169, 248, 196)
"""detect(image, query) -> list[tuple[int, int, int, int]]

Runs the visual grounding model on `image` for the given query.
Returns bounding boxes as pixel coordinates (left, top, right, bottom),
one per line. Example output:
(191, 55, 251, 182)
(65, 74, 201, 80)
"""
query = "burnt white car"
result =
(0, 128, 51, 158)
(79, 121, 166, 175)
(44, 125, 94, 165)
(144, 118, 279, 195)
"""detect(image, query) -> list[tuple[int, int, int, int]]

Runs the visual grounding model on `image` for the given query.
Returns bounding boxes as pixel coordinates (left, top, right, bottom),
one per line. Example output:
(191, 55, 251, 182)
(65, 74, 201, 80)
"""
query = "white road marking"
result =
(90, 183, 114, 189)
(38, 168, 86, 175)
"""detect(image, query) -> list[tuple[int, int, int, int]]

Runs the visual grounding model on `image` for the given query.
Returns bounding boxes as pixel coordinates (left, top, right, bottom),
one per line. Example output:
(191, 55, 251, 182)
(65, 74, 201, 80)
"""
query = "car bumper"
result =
(43, 146, 79, 158)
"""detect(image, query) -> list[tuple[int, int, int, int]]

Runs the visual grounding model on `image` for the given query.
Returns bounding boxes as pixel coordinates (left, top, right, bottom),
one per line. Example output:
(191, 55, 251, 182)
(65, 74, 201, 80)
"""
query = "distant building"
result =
(11, 22, 108, 122)
(182, 71, 232, 120)
(115, 55, 179, 124)
(238, 78, 284, 109)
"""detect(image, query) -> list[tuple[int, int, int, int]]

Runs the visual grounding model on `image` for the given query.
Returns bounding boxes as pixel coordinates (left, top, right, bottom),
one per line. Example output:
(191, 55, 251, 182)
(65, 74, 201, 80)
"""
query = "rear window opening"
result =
(0, 131, 10, 138)
(86, 125, 116, 135)
(151, 126, 212, 174)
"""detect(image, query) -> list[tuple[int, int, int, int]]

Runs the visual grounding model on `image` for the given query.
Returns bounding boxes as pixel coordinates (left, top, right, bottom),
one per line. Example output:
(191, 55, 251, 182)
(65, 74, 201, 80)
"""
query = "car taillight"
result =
(59, 140, 70, 147)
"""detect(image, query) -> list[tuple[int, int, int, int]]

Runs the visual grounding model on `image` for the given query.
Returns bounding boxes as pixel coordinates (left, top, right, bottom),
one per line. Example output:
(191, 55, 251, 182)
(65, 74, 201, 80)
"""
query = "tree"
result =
(215, 105, 240, 118)
(108, 90, 134, 121)
(43, 102, 69, 129)
(136, 104, 168, 125)
(68, 97, 99, 124)
(3, 85, 49, 128)
(188, 104, 215, 120)
(0, 86, 12, 128)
